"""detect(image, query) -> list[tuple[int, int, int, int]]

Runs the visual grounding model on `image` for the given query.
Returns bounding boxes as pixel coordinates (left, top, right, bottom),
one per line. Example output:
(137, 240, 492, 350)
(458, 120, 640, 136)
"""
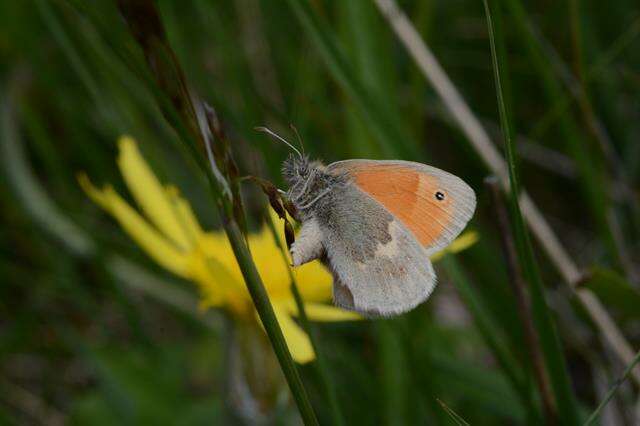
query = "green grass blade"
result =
(284, 0, 417, 159)
(436, 398, 470, 426)
(482, 1, 581, 424)
(583, 349, 640, 426)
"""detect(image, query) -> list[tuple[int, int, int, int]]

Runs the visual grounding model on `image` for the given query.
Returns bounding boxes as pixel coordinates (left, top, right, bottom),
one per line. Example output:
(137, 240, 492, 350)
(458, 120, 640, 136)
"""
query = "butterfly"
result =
(259, 128, 476, 317)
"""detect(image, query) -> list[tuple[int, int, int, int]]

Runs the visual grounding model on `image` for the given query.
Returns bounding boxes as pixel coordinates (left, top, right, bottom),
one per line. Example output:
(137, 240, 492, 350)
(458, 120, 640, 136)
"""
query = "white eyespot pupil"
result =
(435, 191, 445, 201)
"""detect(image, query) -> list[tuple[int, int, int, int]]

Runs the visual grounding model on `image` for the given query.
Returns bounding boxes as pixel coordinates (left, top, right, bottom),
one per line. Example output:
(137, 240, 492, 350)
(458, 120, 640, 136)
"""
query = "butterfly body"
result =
(282, 154, 475, 317)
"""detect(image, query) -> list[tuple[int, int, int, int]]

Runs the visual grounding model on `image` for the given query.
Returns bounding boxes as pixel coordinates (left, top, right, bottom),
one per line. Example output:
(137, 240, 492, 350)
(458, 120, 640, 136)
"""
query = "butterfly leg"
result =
(290, 216, 324, 267)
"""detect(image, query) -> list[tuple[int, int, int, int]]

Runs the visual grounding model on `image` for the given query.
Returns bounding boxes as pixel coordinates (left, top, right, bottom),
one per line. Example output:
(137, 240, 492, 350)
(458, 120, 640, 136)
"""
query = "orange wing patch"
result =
(351, 166, 452, 247)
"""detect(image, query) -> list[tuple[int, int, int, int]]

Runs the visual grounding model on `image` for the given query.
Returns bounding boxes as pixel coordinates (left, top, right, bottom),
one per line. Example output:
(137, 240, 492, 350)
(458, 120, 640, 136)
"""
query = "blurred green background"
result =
(1, 0, 639, 424)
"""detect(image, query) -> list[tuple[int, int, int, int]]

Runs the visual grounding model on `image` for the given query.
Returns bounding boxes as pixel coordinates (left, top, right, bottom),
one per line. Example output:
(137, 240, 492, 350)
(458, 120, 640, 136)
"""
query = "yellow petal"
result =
(187, 242, 251, 314)
(78, 173, 188, 277)
(283, 300, 362, 321)
(197, 233, 249, 293)
(165, 185, 204, 242)
(116, 136, 192, 251)
(269, 303, 315, 364)
(291, 263, 334, 302)
(430, 230, 479, 262)
(188, 254, 231, 309)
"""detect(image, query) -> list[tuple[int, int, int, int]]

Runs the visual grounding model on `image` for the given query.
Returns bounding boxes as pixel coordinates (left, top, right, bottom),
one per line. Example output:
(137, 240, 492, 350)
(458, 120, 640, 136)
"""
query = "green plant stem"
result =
(265, 215, 345, 426)
(483, 1, 581, 424)
(116, 1, 318, 423)
(223, 220, 318, 425)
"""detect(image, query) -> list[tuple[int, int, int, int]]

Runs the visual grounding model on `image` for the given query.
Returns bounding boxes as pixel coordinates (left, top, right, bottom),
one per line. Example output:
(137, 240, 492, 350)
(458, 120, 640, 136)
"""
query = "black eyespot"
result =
(435, 191, 445, 201)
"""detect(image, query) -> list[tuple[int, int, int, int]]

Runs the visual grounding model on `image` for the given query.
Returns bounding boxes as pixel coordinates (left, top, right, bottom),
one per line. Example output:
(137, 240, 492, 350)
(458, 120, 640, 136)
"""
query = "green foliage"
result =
(483, 0, 580, 423)
(581, 267, 640, 323)
(1, 0, 639, 424)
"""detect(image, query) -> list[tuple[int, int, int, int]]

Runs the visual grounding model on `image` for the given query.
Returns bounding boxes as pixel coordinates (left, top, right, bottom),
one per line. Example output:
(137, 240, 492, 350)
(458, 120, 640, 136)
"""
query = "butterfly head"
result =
(282, 154, 333, 213)
(255, 125, 312, 187)
(254, 126, 334, 211)
(282, 153, 311, 186)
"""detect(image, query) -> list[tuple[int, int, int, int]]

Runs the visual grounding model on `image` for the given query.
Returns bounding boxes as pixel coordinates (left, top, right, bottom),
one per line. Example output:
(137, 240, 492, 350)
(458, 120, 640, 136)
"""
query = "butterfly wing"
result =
(327, 160, 476, 256)
(313, 181, 436, 316)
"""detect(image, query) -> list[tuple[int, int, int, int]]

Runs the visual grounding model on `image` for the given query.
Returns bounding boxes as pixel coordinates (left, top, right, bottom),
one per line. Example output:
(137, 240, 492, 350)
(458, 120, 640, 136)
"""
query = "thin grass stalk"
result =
(486, 177, 557, 423)
(503, 0, 621, 270)
(115, 1, 318, 423)
(483, 1, 581, 424)
(583, 349, 640, 426)
(436, 398, 470, 426)
(372, 0, 640, 385)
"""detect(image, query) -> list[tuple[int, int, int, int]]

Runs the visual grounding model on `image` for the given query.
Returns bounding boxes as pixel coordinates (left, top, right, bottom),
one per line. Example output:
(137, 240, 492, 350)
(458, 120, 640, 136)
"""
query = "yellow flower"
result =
(79, 136, 358, 363)
(79, 136, 478, 363)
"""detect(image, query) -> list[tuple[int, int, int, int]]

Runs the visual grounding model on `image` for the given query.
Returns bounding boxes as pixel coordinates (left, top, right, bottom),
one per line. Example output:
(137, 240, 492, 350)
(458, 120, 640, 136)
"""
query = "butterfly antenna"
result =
(254, 126, 302, 158)
(289, 124, 305, 156)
